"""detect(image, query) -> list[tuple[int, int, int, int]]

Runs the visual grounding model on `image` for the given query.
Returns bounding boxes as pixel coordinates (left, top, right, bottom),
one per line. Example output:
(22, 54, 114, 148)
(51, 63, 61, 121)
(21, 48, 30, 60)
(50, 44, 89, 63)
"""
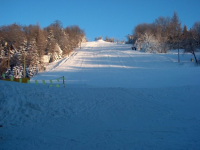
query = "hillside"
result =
(0, 40, 200, 150)
(32, 39, 200, 88)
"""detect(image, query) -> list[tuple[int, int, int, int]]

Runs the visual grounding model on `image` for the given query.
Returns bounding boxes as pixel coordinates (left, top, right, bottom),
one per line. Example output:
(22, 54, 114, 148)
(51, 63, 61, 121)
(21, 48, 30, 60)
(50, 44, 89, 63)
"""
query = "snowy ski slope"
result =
(32, 39, 200, 88)
(1, 40, 200, 150)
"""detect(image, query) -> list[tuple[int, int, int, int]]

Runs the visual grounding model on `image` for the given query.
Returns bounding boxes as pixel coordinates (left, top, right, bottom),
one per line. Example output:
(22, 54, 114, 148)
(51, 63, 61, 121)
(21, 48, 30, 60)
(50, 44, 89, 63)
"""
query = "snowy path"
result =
(1, 40, 200, 150)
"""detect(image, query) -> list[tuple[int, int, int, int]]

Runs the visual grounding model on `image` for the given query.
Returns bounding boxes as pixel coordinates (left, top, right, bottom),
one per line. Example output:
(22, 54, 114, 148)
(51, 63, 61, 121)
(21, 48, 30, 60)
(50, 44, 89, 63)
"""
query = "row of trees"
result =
(0, 20, 85, 78)
(94, 36, 125, 44)
(132, 12, 200, 63)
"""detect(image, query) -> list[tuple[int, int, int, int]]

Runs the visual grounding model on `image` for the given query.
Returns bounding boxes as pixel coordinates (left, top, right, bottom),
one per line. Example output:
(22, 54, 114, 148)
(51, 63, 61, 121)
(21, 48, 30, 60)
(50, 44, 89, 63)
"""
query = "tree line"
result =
(0, 20, 85, 78)
(131, 12, 200, 63)
(94, 36, 125, 44)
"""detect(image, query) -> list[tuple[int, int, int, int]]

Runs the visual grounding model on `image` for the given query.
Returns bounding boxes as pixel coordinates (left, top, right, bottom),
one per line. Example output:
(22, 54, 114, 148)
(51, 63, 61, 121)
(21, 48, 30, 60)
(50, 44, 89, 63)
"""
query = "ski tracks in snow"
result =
(116, 51, 136, 72)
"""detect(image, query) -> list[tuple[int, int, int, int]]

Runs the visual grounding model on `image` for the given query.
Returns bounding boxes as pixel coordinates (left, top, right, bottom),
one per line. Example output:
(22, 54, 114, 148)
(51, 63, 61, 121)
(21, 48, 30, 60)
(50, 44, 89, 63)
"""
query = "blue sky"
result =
(0, 0, 200, 41)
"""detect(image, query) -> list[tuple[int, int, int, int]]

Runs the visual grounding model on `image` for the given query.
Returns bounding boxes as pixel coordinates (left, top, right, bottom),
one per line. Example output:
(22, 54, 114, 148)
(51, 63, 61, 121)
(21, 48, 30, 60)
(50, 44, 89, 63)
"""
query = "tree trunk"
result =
(8, 46, 10, 69)
(192, 51, 198, 63)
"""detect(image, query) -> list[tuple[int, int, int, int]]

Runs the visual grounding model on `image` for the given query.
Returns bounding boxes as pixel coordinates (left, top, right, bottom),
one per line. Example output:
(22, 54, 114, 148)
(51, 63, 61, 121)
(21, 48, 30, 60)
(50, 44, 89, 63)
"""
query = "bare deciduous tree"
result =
(184, 22, 200, 63)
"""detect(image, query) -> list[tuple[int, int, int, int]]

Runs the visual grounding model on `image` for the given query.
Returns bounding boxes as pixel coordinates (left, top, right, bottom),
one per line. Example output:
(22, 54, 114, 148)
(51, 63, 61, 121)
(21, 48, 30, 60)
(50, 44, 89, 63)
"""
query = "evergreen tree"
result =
(183, 24, 188, 34)
(168, 11, 182, 49)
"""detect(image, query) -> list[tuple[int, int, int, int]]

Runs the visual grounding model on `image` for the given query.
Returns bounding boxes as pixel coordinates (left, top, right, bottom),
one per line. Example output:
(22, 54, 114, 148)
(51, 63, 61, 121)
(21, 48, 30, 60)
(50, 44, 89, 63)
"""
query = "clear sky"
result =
(0, 0, 200, 41)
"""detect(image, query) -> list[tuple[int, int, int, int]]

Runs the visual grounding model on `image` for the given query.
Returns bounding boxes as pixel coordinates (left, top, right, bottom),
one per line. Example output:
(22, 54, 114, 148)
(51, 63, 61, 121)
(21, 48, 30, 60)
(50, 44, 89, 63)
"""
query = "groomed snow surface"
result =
(1, 40, 200, 150)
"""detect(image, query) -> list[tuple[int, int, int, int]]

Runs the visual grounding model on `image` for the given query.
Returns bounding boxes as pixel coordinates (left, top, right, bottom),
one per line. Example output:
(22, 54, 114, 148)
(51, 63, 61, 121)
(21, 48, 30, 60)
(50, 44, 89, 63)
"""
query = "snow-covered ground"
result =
(32, 40, 200, 88)
(1, 40, 200, 150)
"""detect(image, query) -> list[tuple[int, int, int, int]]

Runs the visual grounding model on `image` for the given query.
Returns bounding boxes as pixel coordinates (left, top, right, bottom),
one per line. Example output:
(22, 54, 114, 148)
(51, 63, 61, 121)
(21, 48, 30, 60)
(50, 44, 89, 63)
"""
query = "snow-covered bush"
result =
(5, 67, 13, 78)
(134, 32, 169, 53)
(141, 33, 160, 53)
(12, 66, 18, 78)
(27, 65, 38, 77)
(12, 65, 38, 78)
(13, 66, 23, 78)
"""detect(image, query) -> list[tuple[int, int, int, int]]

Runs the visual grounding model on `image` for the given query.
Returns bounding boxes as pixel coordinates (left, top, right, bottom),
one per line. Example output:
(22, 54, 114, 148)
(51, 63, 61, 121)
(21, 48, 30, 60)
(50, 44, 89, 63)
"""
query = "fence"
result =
(0, 74, 65, 87)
